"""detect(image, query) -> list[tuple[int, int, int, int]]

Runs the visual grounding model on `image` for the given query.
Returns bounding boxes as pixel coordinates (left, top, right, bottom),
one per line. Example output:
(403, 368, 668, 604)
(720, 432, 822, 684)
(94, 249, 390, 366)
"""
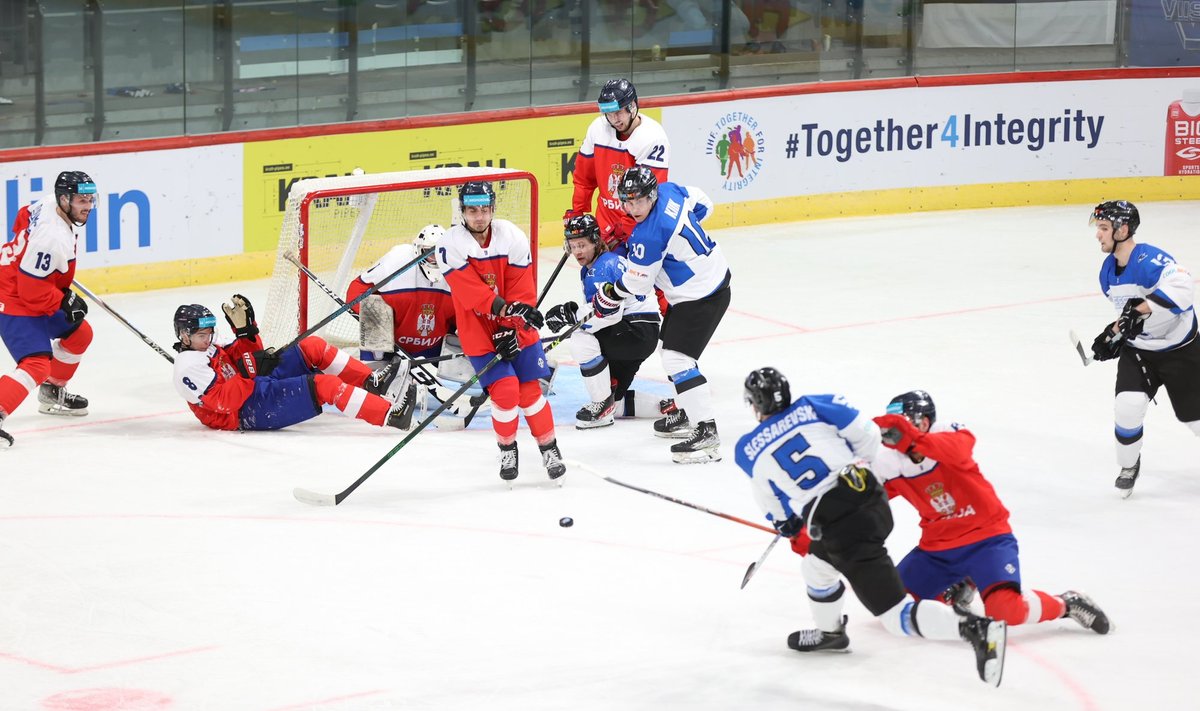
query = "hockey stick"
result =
(72, 280, 175, 364)
(293, 314, 593, 506)
(283, 251, 461, 415)
(566, 459, 777, 534)
(1068, 329, 1093, 366)
(537, 251, 571, 308)
(740, 533, 783, 590)
(276, 247, 432, 354)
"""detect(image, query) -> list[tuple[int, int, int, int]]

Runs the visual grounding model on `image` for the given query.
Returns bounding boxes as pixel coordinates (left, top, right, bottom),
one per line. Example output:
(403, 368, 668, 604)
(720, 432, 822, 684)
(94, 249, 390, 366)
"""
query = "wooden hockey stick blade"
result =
(292, 487, 337, 506)
(1068, 329, 1092, 366)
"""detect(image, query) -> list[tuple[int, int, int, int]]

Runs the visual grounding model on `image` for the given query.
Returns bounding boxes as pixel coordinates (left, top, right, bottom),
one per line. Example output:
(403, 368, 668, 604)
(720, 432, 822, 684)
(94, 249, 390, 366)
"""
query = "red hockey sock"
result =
(0, 355, 51, 416)
(984, 586, 1066, 626)
(47, 320, 93, 385)
(519, 379, 555, 445)
(489, 376, 520, 445)
(1033, 590, 1066, 622)
(312, 374, 389, 426)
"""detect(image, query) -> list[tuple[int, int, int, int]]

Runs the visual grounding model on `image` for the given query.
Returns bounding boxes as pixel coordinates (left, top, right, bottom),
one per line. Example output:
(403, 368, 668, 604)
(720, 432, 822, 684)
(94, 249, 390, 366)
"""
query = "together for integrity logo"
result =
(704, 111, 765, 191)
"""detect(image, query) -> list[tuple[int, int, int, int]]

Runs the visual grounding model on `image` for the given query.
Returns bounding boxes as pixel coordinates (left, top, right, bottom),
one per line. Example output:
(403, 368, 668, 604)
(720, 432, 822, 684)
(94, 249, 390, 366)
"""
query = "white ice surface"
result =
(2, 202, 1197, 710)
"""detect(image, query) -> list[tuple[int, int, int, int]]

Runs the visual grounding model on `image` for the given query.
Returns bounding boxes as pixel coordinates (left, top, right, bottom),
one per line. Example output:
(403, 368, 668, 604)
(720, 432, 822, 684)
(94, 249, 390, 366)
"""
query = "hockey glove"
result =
(492, 328, 521, 361)
(773, 515, 805, 539)
(60, 289, 87, 323)
(222, 294, 259, 339)
(1117, 298, 1149, 340)
(503, 301, 544, 331)
(234, 348, 280, 378)
(873, 414, 921, 453)
(545, 302, 579, 333)
(592, 282, 622, 318)
(562, 208, 581, 225)
(1091, 324, 1123, 362)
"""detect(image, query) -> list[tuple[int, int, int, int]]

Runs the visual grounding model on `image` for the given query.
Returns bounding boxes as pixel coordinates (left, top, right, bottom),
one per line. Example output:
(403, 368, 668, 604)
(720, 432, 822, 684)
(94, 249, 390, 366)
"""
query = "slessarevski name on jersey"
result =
(739, 397, 858, 462)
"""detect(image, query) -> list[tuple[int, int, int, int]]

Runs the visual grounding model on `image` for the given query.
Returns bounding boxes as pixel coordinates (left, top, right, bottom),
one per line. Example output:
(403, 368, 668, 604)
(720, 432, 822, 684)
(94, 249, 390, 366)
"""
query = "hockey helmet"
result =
(886, 390, 936, 426)
(563, 214, 603, 251)
(414, 224, 446, 283)
(54, 170, 97, 198)
(1090, 200, 1139, 239)
(597, 78, 638, 114)
(458, 181, 496, 210)
(616, 166, 658, 204)
(174, 303, 217, 339)
(744, 367, 791, 418)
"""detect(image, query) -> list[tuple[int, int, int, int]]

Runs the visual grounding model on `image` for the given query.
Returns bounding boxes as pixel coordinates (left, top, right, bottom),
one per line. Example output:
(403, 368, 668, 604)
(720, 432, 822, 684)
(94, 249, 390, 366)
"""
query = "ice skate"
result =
(364, 356, 405, 399)
(787, 615, 850, 653)
(942, 579, 977, 614)
(959, 613, 1006, 687)
(575, 395, 615, 430)
(385, 382, 418, 430)
(1061, 591, 1111, 635)
(38, 383, 88, 416)
(1115, 457, 1140, 498)
(654, 399, 691, 438)
(498, 442, 519, 485)
(0, 411, 12, 449)
(539, 440, 566, 482)
(670, 420, 721, 464)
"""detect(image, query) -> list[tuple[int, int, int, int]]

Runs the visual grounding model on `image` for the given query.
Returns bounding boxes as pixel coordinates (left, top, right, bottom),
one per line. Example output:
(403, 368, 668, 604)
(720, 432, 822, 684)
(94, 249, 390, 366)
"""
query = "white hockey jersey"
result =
(1099, 242, 1197, 351)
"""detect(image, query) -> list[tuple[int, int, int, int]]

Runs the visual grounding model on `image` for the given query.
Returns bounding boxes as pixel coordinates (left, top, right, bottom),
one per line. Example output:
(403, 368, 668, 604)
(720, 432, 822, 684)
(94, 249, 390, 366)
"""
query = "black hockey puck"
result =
(559, 517, 574, 528)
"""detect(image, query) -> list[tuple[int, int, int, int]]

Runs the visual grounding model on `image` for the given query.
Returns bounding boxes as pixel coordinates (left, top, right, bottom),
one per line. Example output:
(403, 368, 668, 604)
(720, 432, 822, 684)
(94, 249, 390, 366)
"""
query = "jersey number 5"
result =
(771, 431, 832, 490)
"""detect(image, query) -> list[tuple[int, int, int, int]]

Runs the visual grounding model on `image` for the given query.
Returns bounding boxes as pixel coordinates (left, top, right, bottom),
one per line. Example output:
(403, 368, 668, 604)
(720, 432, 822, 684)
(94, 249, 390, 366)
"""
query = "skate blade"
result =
(672, 449, 722, 465)
(575, 418, 615, 430)
(983, 621, 1007, 687)
(1118, 487, 1134, 499)
(655, 430, 692, 439)
(38, 404, 88, 417)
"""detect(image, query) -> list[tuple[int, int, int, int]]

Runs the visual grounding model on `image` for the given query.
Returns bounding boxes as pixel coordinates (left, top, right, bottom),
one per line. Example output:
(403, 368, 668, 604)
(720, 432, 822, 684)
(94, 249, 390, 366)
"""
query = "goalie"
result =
(170, 296, 413, 432)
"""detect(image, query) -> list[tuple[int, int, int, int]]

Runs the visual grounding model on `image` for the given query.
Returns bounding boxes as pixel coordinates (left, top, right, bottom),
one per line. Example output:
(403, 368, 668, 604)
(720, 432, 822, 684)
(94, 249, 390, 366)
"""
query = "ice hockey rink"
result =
(2, 201, 1197, 710)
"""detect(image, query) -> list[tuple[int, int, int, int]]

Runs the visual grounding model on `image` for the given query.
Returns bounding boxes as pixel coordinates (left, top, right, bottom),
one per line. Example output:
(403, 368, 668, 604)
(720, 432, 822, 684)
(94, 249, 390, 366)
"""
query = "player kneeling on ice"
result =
(871, 390, 1110, 635)
(735, 367, 1007, 687)
(436, 181, 565, 483)
(545, 214, 661, 430)
(170, 296, 414, 432)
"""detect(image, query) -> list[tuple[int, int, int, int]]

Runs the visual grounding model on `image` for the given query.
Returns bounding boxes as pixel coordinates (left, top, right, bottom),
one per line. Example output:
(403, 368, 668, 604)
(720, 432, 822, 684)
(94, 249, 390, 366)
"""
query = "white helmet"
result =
(414, 224, 446, 283)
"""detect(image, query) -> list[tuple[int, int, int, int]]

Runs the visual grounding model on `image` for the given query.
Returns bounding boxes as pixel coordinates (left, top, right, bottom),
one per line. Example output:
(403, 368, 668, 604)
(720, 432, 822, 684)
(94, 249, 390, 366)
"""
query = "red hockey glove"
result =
(873, 414, 921, 453)
(790, 527, 812, 556)
(503, 301, 544, 331)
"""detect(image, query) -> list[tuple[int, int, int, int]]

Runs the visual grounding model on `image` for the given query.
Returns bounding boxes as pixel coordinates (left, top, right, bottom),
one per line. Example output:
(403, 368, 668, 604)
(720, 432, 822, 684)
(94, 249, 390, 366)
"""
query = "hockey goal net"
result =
(260, 167, 539, 350)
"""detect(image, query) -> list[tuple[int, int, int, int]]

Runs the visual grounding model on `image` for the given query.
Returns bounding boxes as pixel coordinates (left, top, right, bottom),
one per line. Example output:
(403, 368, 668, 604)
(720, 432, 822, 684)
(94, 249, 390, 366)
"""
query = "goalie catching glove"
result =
(222, 294, 259, 339)
(545, 302, 579, 333)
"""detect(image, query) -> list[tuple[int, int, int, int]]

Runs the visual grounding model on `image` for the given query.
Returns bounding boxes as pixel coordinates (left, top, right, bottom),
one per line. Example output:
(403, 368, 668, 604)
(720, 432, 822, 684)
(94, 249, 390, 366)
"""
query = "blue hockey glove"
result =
(592, 282, 622, 318)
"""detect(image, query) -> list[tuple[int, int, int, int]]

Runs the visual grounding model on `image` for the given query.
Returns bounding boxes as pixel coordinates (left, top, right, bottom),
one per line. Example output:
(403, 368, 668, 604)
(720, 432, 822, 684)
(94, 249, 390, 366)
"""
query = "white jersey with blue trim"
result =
(617, 182, 729, 305)
(734, 394, 881, 527)
(577, 251, 658, 332)
(1100, 242, 1197, 351)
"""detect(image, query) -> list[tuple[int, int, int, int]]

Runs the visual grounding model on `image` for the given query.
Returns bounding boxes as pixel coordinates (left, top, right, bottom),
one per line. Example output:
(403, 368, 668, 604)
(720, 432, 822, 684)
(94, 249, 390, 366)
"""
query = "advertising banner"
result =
(0, 145, 244, 269)
(665, 77, 1200, 204)
(1129, 0, 1200, 67)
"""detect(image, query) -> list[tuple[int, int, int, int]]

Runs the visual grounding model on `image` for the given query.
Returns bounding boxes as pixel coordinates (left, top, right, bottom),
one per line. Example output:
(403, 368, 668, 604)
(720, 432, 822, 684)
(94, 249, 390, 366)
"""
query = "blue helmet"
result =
(597, 78, 637, 114)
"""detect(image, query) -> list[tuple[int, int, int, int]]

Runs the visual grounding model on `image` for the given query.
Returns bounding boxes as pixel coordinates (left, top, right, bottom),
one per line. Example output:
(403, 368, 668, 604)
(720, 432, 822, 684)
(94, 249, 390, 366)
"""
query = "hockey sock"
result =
(903, 598, 964, 640)
(1114, 390, 1149, 469)
(617, 389, 669, 418)
(0, 355, 50, 416)
(47, 321, 93, 385)
(298, 336, 367, 382)
(519, 379, 556, 445)
(312, 374, 390, 426)
(579, 355, 612, 403)
(489, 376, 520, 445)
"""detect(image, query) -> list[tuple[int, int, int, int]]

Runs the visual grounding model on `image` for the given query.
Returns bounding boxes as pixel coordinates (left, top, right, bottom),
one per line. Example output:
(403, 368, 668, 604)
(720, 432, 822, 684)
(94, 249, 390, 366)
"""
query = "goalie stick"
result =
(73, 280, 175, 364)
(283, 251, 463, 417)
(740, 533, 783, 590)
(293, 313, 593, 506)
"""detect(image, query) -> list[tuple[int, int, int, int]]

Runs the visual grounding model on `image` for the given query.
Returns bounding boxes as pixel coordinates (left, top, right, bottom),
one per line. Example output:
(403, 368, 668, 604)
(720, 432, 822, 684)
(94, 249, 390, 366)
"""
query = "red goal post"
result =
(261, 167, 539, 350)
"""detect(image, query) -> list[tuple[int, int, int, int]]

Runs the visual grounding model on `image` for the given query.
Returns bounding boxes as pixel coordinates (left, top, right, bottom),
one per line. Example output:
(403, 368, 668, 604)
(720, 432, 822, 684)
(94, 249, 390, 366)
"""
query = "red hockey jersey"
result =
(346, 243, 455, 353)
(873, 423, 1012, 551)
(436, 219, 538, 357)
(0, 197, 80, 317)
(571, 114, 669, 244)
(171, 334, 262, 431)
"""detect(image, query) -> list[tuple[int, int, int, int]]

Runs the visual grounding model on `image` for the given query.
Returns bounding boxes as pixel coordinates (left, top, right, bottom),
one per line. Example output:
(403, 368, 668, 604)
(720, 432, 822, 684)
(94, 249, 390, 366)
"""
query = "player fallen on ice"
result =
(435, 181, 565, 484)
(170, 296, 413, 432)
(545, 214, 662, 430)
(0, 171, 99, 448)
(736, 367, 1007, 687)
(871, 390, 1110, 635)
(1087, 200, 1200, 498)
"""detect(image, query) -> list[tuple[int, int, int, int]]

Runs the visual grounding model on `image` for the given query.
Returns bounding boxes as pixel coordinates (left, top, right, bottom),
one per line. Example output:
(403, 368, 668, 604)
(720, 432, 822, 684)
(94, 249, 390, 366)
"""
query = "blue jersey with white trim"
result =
(617, 182, 729, 304)
(1099, 242, 1196, 351)
(735, 394, 881, 527)
(577, 251, 658, 332)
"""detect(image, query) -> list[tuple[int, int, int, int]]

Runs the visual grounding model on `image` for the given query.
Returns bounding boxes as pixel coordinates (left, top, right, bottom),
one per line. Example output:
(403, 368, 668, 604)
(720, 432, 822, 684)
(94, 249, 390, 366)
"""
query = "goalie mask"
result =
(744, 367, 791, 418)
(886, 390, 936, 427)
(174, 303, 217, 340)
(413, 224, 446, 283)
(1090, 200, 1139, 242)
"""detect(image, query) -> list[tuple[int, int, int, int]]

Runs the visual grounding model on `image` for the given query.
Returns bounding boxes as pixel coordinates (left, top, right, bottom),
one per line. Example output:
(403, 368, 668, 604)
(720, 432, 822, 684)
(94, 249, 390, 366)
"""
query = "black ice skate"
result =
(1061, 591, 1111, 635)
(498, 442, 519, 483)
(942, 579, 977, 614)
(0, 411, 12, 449)
(38, 383, 88, 416)
(385, 382, 419, 430)
(654, 399, 691, 439)
(787, 615, 850, 653)
(670, 419, 721, 464)
(575, 395, 615, 430)
(1115, 457, 1140, 499)
(364, 357, 405, 398)
(539, 440, 567, 482)
(959, 613, 1006, 687)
